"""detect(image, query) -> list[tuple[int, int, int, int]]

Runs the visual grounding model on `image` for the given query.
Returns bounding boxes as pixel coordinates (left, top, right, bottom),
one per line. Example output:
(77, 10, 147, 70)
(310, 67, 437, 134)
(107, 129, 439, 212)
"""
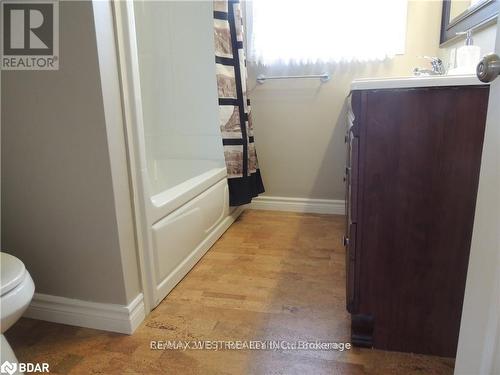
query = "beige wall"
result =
(1, 1, 140, 305)
(248, 1, 443, 200)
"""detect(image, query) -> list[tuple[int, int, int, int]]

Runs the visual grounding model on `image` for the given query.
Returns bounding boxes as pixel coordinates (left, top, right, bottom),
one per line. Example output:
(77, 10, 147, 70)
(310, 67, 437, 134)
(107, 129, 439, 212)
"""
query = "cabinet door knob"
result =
(343, 236, 350, 246)
(477, 53, 500, 83)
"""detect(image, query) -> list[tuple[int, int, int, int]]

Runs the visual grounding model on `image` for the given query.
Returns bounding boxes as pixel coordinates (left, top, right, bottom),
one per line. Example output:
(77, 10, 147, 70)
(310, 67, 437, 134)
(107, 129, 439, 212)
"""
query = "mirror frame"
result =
(441, 0, 500, 45)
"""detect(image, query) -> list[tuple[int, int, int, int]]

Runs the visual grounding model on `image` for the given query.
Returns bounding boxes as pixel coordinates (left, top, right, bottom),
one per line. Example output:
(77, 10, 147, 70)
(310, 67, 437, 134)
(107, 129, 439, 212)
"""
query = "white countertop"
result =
(350, 75, 487, 90)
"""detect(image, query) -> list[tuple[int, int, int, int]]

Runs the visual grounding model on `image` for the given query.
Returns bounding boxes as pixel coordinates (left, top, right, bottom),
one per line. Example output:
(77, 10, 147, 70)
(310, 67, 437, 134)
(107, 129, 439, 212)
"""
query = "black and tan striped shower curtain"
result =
(213, 0, 265, 206)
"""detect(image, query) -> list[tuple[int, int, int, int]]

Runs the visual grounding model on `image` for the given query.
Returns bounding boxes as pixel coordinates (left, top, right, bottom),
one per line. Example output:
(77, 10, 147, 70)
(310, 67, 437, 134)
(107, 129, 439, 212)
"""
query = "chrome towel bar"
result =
(256, 73, 330, 84)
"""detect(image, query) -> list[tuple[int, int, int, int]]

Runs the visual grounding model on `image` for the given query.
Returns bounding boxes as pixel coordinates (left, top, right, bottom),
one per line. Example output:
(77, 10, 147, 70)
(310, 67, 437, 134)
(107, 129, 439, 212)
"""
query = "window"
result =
(247, 0, 408, 66)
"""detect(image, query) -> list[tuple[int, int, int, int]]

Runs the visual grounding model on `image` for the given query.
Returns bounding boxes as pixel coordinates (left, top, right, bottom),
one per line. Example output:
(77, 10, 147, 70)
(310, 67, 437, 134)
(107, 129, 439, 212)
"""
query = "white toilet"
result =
(0, 252, 35, 365)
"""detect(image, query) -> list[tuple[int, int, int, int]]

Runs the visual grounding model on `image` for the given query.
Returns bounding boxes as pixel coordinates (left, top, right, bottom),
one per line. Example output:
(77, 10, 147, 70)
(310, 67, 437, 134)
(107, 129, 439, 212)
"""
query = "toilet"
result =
(0, 252, 35, 365)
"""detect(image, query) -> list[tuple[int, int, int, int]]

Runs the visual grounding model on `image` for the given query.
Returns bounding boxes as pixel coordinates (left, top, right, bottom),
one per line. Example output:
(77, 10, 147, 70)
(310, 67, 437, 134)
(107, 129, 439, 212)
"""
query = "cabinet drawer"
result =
(348, 136, 359, 223)
(347, 97, 355, 131)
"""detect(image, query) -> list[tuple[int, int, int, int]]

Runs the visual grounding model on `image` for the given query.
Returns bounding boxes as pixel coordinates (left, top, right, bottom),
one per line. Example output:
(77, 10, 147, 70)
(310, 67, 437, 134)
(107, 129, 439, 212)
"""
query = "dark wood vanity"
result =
(344, 79, 490, 357)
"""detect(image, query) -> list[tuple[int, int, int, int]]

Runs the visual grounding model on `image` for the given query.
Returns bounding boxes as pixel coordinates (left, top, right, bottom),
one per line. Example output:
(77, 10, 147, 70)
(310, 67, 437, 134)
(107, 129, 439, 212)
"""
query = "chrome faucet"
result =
(413, 56, 445, 76)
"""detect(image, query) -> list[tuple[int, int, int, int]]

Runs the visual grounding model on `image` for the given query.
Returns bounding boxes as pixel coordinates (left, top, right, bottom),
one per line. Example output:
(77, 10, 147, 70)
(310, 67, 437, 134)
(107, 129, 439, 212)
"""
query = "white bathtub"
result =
(147, 159, 227, 223)
(143, 159, 236, 306)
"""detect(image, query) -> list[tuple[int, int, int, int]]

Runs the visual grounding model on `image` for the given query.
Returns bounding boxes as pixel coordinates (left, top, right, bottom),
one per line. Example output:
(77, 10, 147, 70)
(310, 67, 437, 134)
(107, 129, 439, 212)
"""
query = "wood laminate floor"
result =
(6, 210, 455, 374)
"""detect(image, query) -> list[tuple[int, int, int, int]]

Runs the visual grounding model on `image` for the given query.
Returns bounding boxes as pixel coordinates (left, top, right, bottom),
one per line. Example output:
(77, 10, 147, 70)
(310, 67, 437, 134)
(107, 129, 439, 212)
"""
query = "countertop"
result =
(350, 75, 487, 90)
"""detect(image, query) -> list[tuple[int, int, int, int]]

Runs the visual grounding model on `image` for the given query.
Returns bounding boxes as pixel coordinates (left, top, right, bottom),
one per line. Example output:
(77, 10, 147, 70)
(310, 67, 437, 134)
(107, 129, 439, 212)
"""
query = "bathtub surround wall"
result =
(246, 1, 443, 210)
(134, 1, 226, 188)
(214, 0, 265, 206)
(1, 1, 144, 333)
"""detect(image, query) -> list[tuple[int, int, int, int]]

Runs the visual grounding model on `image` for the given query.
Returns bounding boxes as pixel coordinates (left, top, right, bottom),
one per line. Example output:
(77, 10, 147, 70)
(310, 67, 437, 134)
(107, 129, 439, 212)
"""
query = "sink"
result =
(350, 74, 486, 90)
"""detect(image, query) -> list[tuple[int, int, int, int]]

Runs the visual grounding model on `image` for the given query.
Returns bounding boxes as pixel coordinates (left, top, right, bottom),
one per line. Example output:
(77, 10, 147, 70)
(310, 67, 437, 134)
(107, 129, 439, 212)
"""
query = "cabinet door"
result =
(344, 96, 353, 249)
(345, 134, 359, 312)
(345, 94, 360, 313)
(346, 223, 357, 312)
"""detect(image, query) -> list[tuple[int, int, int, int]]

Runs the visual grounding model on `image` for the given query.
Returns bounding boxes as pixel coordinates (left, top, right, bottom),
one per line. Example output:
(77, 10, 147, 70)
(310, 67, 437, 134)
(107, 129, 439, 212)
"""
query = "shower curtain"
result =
(213, 0, 265, 206)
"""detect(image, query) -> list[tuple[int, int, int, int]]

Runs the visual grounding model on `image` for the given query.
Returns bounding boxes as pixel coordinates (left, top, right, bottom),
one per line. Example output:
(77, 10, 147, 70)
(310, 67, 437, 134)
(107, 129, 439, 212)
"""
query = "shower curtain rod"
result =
(256, 73, 330, 84)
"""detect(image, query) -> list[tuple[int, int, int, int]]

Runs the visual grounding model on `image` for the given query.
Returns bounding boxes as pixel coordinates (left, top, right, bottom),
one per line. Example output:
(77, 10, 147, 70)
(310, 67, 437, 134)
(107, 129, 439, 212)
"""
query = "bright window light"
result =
(247, 0, 408, 66)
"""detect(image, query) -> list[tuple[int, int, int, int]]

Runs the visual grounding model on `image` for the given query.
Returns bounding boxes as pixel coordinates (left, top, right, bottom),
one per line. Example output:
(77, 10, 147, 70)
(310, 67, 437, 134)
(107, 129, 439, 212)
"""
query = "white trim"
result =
(23, 293, 145, 335)
(112, 1, 157, 314)
(155, 206, 244, 305)
(249, 196, 345, 215)
(92, 0, 144, 315)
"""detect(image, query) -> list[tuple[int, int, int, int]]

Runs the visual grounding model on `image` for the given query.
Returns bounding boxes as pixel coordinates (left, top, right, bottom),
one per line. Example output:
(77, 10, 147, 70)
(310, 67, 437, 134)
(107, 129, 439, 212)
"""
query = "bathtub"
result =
(147, 159, 227, 223)
(143, 159, 237, 306)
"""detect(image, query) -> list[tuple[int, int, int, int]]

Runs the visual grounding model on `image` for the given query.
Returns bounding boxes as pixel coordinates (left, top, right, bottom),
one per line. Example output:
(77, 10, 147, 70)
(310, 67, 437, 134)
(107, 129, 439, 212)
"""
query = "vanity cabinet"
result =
(344, 83, 489, 357)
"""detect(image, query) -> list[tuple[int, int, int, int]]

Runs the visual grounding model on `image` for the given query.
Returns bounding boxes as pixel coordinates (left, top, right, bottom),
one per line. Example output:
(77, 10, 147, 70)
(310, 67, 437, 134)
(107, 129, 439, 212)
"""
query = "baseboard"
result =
(154, 206, 244, 306)
(249, 196, 345, 215)
(24, 292, 145, 335)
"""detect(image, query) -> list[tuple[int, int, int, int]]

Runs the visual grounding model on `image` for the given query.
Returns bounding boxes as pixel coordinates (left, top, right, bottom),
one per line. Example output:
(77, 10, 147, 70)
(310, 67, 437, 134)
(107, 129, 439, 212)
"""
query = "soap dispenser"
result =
(455, 30, 481, 74)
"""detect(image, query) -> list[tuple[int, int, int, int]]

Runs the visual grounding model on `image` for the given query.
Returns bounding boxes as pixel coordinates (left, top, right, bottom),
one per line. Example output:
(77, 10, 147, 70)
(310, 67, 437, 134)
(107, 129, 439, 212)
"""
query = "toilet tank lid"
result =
(0, 252, 27, 296)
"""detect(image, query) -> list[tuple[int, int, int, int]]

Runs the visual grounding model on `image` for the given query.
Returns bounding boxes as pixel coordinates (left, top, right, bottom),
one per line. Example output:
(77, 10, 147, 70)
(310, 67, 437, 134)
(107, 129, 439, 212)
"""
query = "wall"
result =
(247, 1, 442, 201)
(1, 1, 140, 305)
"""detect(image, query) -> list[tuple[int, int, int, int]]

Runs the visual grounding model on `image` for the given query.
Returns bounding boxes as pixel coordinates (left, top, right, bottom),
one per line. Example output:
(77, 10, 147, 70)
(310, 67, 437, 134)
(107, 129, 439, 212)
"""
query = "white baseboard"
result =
(24, 292, 145, 334)
(249, 196, 345, 215)
(154, 206, 244, 306)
